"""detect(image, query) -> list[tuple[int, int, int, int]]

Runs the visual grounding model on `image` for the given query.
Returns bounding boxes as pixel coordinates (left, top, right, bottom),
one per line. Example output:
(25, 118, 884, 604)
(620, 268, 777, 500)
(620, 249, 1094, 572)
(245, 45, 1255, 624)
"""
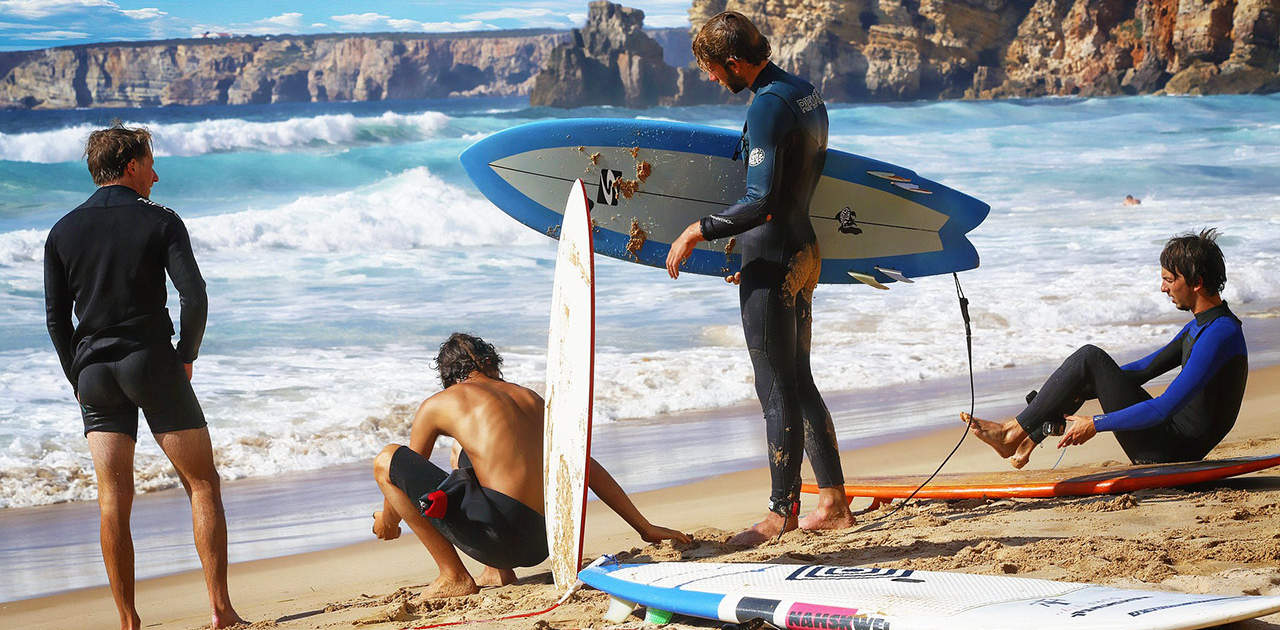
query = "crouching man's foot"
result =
(211, 609, 246, 629)
(799, 488, 855, 531)
(729, 511, 797, 547)
(476, 566, 517, 587)
(423, 572, 479, 599)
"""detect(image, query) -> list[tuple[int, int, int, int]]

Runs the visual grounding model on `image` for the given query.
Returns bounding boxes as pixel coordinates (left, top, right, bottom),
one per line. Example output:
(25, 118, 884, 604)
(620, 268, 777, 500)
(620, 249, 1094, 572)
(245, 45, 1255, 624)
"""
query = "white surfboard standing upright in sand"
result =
(543, 179, 595, 594)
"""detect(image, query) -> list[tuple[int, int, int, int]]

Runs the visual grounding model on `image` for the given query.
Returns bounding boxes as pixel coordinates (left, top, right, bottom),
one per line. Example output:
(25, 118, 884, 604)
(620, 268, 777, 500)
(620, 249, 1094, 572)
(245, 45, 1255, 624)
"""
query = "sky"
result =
(0, 0, 693, 51)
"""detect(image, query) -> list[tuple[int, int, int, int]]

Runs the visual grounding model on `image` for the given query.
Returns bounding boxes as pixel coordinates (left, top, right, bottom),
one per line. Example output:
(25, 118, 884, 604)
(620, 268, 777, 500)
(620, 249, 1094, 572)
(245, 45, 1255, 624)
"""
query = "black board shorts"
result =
(388, 445, 548, 569)
(77, 344, 206, 441)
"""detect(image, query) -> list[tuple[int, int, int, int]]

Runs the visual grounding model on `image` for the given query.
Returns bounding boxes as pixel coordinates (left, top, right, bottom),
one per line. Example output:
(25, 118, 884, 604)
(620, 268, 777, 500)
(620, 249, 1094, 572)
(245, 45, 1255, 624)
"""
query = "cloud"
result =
(330, 12, 389, 30)
(419, 21, 492, 32)
(120, 7, 164, 20)
(14, 29, 89, 39)
(311, 22, 326, 28)
(0, 0, 115, 19)
(260, 12, 303, 29)
(461, 8, 557, 21)
(643, 14, 689, 28)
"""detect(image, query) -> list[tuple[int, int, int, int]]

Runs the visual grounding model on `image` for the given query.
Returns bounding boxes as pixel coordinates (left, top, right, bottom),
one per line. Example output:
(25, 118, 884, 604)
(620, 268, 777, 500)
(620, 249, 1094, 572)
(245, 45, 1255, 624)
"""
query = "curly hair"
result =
(433, 333, 503, 388)
(1160, 228, 1227, 295)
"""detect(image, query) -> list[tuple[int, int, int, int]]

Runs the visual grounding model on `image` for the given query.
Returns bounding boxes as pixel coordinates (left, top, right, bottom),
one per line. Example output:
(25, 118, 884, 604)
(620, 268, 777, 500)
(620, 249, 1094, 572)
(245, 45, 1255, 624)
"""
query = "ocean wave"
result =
(0, 110, 453, 164)
(186, 166, 543, 252)
(0, 166, 544, 263)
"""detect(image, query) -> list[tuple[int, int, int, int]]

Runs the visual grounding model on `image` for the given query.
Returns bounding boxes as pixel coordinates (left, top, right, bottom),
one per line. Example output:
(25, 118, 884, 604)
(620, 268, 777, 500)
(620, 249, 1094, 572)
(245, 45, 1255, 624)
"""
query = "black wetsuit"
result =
(1017, 303, 1248, 464)
(698, 63, 843, 514)
(44, 185, 208, 439)
(388, 446, 548, 569)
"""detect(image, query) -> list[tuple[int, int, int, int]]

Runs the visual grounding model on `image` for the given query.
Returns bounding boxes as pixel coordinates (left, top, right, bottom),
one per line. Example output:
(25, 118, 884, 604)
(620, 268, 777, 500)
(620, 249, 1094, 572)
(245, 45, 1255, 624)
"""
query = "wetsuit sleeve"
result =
(1095, 321, 1243, 432)
(1120, 326, 1186, 385)
(164, 216, 208, 363)
(43, 234, 76, 388)
(699, 93, 793, 241)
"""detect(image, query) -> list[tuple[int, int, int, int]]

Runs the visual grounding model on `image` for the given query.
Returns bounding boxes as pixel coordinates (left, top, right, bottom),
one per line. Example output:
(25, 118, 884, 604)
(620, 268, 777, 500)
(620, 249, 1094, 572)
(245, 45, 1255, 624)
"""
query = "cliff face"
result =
(530, 1, 681, 107)
(0, 31, 569, 109)
(685, 0, 1280, 101)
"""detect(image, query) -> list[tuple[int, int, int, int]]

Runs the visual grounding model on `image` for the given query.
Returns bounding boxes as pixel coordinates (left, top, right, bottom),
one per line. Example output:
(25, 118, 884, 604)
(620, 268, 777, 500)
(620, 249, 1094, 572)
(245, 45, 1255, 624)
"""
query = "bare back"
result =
(411, 375, 545, 512)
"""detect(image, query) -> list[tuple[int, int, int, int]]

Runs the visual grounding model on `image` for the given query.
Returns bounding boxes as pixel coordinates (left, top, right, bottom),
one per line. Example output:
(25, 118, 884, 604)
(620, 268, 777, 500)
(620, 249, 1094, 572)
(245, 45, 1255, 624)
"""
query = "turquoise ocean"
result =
(1, 94, 1279, 600)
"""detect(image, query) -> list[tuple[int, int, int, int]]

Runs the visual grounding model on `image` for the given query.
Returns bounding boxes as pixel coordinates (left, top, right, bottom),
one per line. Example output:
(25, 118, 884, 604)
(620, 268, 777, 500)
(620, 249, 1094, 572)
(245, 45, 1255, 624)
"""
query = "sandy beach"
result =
(2, 362, 1277, 629)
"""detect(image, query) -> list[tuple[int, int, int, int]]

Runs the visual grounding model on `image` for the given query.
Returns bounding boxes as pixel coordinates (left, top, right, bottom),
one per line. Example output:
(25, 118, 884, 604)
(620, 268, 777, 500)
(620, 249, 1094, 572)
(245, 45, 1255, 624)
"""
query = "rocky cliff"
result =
(684, 0, 1279, 101)
(0, 30, 569, 109)
(535, 0, 1278, 107)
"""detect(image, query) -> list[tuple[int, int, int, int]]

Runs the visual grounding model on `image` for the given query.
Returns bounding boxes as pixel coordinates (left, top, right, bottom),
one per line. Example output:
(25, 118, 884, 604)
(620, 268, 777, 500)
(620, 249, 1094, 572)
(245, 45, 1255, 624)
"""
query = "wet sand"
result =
(3, 364, 1279, 629)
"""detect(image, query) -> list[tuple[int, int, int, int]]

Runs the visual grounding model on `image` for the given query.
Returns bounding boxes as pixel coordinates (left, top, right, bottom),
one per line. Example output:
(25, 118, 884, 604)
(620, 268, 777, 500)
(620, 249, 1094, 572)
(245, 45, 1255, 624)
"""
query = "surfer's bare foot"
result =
(799, 488, 855, 531)
(1009, 436, 1037, 469)
(211, 608, 246, 629)
(423, 573, 479, 599)
(961, 412, 1026, 459)
(476, 566, 517, 587)
(729, 512, 797, 546)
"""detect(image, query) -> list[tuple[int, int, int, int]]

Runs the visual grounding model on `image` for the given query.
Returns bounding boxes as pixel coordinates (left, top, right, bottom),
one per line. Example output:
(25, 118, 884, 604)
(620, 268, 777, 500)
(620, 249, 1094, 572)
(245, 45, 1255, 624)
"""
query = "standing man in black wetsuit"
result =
(666, 11, 855, 545)
(44, 125, 243, 630)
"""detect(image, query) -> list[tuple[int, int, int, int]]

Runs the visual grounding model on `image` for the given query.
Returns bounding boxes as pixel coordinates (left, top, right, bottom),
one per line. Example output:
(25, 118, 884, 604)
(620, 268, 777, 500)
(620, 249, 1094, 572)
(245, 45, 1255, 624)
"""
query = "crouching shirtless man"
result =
(372, 333, 691, 597)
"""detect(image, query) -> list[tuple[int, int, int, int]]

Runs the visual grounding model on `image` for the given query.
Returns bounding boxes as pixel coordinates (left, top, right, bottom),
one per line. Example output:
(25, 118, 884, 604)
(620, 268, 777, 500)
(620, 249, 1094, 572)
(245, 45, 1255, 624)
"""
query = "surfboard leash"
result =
(855, 272, 975, 530)
(404, 580, 580, 629)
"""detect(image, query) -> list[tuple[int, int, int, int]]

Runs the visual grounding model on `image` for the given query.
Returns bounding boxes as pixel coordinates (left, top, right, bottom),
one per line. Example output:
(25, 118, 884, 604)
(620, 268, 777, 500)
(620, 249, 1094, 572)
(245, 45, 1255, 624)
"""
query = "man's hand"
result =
(725, 272, 741, 285)
(665, 222, 704, 279)
(184, 363, 193, 381)
(640, 523, 693, 545)
(372, 510, 401, 541)
(1057, 414, 1097, 448)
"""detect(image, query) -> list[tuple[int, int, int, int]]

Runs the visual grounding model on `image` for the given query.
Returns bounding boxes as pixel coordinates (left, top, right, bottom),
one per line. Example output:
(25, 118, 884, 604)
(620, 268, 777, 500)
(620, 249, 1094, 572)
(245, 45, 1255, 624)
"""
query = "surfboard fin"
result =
(604, 595, 636, 623)
(644, 607, 675, 625)
(847, 271, 889, 290)
(874, 266, 913, 283)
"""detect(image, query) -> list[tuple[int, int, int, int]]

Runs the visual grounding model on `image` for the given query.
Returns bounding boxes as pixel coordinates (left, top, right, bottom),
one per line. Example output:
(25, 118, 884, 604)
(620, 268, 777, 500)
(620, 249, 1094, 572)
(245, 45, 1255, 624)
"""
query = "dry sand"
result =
(5, 365, 1279, 630)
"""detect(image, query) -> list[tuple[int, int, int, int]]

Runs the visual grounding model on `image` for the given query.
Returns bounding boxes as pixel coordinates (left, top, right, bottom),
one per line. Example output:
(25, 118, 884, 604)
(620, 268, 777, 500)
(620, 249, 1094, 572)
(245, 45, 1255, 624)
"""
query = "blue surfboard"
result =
(578, 559, 1280, 629)
(460, 118, 989, 286)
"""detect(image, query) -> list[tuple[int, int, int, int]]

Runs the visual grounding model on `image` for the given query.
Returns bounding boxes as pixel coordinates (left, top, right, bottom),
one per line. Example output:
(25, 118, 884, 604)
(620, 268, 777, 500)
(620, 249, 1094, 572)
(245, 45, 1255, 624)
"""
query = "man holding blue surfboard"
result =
(666, 12, 855, 544)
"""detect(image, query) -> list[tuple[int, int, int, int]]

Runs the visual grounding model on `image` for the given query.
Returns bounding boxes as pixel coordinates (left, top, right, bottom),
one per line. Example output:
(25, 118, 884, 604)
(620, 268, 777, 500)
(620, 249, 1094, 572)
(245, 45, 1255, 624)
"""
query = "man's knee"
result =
(1074, 344, 1106, 359)
(374, 444, 402, 482)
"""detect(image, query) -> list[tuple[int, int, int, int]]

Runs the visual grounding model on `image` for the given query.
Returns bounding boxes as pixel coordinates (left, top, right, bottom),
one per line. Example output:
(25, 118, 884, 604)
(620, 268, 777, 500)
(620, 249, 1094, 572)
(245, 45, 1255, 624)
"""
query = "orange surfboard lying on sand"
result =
(801, 454, 1280, 505)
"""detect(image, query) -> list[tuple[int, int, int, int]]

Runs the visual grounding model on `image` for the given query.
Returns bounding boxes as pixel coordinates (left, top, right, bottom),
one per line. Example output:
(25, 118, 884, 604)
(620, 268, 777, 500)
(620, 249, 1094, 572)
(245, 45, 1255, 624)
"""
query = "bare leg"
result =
(1009, 436, 1037, 469)
(729, 511, 798, 547)
(373, 445, 478, 598)
(798, 486, 856, 531)
(476, 566, 517, 587)
(88, 432, 143, 630)
(155, 428, 243, 629)
(961, 412, 1029, 463)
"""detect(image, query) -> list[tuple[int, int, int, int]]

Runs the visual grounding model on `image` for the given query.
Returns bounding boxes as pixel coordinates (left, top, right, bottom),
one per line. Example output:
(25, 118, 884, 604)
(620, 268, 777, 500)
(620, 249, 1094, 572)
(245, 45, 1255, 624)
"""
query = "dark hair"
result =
(692, 11, 771, 68)
(1160, 228, 1227, 294)
(84, 122, 152, 185)
(434, 333, 503, 388)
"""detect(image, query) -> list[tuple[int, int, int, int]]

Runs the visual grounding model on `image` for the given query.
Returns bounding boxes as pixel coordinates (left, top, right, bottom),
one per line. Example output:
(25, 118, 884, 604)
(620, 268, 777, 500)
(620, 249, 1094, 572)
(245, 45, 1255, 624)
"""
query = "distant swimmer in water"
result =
(1124, 195, 1142, 206)
(963, 229, 1247, 468)
(664, 11, 854, 545)
(372, 333, 690, 598)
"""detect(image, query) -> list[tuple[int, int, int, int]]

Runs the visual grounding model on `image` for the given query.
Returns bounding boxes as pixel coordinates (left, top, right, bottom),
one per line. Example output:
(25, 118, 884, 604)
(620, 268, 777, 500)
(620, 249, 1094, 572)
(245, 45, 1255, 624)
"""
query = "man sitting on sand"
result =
(964, 229, 1247, 468)
(372, 333, 691, 598)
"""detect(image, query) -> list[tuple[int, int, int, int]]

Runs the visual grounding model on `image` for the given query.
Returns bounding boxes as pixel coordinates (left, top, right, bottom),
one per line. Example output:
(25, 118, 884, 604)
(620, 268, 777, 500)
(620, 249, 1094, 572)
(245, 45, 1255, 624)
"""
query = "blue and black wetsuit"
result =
(1017, 302, 1248, 464)
(698, 62, 844, 515)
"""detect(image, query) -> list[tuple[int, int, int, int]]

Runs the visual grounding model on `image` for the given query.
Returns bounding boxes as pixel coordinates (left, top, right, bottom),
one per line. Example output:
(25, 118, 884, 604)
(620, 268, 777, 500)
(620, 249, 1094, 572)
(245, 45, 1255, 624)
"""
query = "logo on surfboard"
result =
(787, 566, 922, 582)
(836, 207, 863, 235)
(597, 169, 623, 206)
